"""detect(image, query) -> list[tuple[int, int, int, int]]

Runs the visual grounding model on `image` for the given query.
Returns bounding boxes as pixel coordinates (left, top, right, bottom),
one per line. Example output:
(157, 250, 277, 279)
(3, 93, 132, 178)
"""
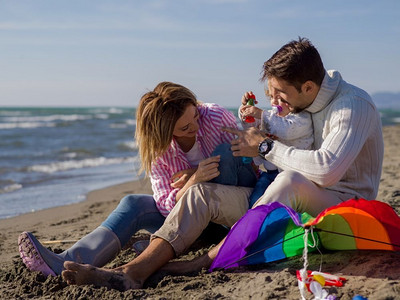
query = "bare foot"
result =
(62, 261, 142, 291)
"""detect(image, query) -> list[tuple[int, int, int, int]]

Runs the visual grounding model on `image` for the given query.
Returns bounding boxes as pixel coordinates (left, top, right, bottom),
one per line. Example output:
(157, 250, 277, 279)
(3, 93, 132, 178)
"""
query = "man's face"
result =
(266, 77, 313, 113)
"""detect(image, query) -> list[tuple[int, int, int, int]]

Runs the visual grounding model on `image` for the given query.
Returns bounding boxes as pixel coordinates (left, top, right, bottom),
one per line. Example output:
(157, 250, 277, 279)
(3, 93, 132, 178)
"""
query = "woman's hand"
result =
(171, 168, 196, 189)
(173, 155, 221, 203)
(191, 156, 221, 183)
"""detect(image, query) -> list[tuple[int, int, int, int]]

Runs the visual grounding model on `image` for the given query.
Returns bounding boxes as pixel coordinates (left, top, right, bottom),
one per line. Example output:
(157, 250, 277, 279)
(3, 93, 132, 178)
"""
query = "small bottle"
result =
(243, 94, 256, 123)
(242, 156, 253, 164)
(271, 105, 283, 114)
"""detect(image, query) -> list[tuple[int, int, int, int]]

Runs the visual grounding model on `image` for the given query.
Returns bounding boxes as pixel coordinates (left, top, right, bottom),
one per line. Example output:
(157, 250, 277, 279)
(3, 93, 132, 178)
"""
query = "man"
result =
(61, 37, 384, 290)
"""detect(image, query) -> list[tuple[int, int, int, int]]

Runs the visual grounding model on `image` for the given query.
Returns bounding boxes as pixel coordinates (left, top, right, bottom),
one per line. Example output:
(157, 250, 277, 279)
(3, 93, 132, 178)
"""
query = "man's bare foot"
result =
(62, 261, 142, 291)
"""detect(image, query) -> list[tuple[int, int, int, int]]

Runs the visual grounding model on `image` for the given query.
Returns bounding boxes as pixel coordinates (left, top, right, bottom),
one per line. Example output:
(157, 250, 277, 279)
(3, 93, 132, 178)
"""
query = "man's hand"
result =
(222, 127, 266, 157)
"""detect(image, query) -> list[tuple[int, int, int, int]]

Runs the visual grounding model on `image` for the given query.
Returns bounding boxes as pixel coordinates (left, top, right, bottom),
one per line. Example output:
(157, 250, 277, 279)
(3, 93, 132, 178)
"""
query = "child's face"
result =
(265, 90, 291, 117)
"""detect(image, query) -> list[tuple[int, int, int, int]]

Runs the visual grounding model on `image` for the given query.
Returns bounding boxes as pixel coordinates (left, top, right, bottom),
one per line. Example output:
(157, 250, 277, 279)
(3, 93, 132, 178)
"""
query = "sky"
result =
(0, 0, 399, 108)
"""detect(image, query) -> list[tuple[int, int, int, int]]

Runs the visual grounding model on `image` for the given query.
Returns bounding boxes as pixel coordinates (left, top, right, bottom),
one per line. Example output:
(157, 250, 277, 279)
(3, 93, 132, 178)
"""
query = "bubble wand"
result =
(243, 94, 256, 123)
(242, 94, 256, 163)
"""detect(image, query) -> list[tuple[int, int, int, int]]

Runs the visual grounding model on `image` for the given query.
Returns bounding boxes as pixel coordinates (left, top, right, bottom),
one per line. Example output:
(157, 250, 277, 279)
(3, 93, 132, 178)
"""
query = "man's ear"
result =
(302, 80, 317, 95)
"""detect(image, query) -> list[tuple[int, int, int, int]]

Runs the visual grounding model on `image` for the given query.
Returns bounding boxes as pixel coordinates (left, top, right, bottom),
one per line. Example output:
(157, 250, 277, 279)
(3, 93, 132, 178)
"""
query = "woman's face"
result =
(173, 104, 200, 138)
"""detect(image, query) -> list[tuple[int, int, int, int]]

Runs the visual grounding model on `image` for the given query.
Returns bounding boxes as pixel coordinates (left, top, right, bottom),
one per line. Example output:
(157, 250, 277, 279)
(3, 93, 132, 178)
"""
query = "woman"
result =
(18, 81, 257, 276)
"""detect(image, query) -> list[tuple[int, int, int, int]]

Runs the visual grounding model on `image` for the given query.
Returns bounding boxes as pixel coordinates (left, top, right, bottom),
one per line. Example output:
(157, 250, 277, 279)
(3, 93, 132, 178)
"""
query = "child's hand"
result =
(240, 105, 263, 120)
(241, 91, 258, 106)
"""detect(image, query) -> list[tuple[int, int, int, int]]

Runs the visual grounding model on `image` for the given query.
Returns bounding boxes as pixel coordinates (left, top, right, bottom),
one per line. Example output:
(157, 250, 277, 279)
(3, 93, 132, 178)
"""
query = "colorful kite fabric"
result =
(210, 199, 400, 271)
(209, 202, 319, 271)
(306, 199, 400, 251)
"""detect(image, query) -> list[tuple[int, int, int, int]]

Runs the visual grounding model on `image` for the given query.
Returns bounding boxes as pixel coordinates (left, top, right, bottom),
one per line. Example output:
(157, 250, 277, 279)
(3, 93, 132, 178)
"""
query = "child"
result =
(239, 91, 313, 207)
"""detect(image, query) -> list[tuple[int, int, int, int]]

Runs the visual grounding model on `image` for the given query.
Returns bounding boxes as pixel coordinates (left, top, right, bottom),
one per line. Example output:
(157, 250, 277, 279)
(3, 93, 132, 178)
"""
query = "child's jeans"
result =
(248, 169, 279, 208)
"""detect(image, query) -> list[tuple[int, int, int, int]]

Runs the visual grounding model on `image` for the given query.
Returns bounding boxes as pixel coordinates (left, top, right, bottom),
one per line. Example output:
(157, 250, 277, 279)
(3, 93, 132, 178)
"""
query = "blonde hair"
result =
(135, 82, 198, 175)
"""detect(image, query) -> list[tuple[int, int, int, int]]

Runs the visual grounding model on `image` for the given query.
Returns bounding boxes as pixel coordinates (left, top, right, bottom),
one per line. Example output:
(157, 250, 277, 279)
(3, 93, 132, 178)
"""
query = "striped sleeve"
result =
(203, 103, 238, 144)
(150, 157, 180, 217)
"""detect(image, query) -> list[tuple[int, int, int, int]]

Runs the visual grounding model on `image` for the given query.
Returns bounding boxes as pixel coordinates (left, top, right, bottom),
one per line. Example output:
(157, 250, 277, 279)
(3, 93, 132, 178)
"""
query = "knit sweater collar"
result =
(306, 70, 342, 113)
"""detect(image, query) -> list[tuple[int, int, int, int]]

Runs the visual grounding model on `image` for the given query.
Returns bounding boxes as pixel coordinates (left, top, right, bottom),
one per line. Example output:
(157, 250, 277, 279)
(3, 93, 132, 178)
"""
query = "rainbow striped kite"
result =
(210, 199, 400, 271)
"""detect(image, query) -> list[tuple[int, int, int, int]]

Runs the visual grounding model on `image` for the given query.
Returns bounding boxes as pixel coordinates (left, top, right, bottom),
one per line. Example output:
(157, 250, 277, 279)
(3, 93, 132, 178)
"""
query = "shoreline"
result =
(0, 178, 152, 267)
(0, 125, 399, 299)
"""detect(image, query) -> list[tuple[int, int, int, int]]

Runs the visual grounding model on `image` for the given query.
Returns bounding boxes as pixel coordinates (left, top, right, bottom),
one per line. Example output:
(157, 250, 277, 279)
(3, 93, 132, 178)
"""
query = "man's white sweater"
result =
(265, 70, 384, 200)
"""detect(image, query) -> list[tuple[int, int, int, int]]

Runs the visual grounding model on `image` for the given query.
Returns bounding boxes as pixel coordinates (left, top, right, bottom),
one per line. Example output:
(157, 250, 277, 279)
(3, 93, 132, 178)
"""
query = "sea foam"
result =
(0, 122, 57, 129)
(0, 183, 23, 194)
(28, 157, 135, 173)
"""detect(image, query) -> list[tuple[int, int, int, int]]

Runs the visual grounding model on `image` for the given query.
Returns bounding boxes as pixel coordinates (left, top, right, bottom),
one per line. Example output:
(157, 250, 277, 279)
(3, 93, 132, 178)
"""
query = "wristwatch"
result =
(258, 138, 274, 158)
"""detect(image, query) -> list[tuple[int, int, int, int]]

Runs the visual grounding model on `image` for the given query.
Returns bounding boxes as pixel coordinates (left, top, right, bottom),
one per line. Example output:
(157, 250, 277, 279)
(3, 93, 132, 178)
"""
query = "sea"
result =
(0, 107, 140, 220)
(1, 107, 399, 220)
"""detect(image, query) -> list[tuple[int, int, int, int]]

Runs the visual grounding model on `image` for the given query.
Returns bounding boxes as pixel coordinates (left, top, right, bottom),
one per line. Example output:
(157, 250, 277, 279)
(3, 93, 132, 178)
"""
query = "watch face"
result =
(259, 140, 270, 155)
(260, 142, 269, 153)
(259, 138, 274, 157)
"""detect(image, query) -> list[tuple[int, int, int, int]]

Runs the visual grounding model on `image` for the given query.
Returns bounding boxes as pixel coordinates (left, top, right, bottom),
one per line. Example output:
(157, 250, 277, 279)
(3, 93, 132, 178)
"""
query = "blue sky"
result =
(0, 0, 399, 108)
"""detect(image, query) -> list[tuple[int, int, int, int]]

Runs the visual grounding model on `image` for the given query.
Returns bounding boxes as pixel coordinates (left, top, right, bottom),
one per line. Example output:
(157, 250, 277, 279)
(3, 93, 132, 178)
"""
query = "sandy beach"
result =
(1, 125, 399, 299)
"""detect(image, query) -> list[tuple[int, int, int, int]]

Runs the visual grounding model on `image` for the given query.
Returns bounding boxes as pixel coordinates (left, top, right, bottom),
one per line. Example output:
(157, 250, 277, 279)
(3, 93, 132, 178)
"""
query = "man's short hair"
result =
(261, 37, 325, 92)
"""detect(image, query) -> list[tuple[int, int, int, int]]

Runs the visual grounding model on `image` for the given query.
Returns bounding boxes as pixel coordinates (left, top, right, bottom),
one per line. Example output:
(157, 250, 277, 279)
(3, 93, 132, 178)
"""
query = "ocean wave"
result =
(3, 114, 93, 123)
(0, 122, 57, 129)
(62, 152, 78, 159)
(108, 108, 125, 114)
(28, 156, 135, 173)
(0, 183, 23, 194)
(110, 123, 128, 129)
(110, 118, 135, 129)
(95, 114, 109, 120)
(126, 119, 135, 126)
(118, 141, 138, 150)
(89, 107, 125, 114)
(59, 147, 94, 156)
(0, 110, 31, 116)
(393, 117, 400, 124)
